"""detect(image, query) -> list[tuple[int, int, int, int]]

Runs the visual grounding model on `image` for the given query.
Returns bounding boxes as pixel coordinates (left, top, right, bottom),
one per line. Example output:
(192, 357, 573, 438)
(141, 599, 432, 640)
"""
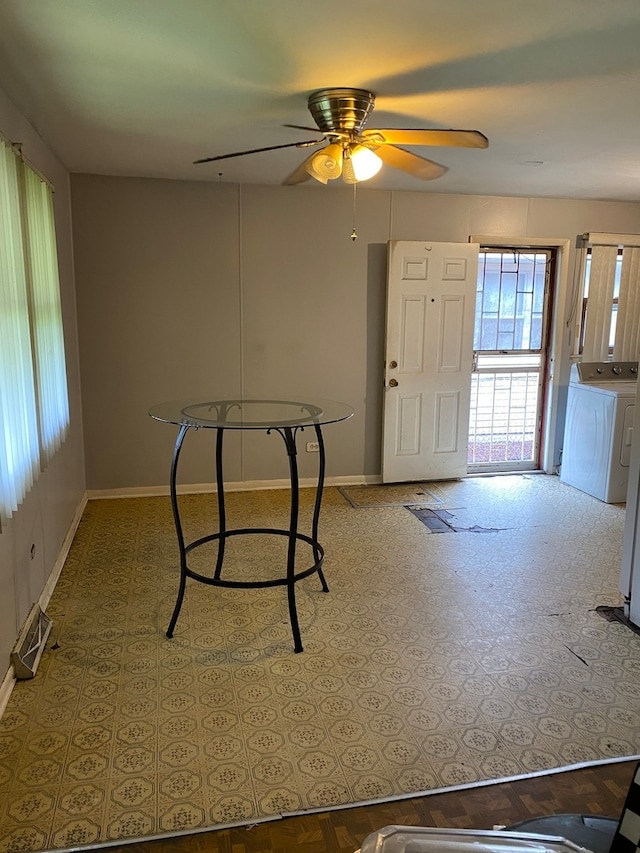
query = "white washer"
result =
(560, 361, 638, 503)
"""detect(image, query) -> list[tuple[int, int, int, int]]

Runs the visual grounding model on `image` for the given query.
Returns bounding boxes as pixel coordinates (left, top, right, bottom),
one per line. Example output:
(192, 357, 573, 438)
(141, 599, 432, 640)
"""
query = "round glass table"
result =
(149, 398, 354, 652)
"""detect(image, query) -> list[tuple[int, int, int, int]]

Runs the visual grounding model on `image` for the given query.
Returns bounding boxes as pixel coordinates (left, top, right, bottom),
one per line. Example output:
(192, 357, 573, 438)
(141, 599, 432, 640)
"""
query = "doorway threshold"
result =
(465, 469, 546, 478)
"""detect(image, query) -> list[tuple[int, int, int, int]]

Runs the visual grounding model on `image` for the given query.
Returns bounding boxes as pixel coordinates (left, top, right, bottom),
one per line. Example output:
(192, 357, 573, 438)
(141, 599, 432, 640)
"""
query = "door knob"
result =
(389, 360, 398, 369)
(389, 378, 398, 387)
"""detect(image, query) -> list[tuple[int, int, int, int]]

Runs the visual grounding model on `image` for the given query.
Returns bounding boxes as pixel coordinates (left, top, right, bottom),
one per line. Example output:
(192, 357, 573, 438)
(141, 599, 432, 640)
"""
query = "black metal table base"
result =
(165, 422, 328, 653)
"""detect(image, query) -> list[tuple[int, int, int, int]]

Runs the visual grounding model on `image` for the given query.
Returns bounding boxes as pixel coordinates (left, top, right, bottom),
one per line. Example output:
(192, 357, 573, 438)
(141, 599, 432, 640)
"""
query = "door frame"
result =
(470, 236, 572, 475)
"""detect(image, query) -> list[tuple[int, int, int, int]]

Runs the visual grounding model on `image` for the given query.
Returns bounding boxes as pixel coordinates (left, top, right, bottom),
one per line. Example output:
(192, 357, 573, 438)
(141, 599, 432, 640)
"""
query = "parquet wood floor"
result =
(108, 760, 637, 853)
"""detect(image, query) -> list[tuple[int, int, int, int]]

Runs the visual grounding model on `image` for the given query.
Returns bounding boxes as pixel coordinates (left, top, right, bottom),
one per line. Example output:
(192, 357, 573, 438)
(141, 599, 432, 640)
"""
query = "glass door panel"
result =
(468, 251, 553, 473)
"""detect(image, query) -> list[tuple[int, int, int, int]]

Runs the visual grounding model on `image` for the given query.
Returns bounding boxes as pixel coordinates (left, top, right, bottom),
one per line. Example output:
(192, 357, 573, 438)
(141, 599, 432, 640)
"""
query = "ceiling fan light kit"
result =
(305, 142, 343, 182)
(350, 145, 383, 181)
(195, 86, 488, 187)
(304, 140, 382, 185)
(342, 154, 357, 185)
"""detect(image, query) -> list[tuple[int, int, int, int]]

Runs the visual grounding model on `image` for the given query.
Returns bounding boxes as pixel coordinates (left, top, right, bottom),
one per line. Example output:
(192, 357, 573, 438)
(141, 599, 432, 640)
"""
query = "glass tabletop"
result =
(149, 398, 354, 429)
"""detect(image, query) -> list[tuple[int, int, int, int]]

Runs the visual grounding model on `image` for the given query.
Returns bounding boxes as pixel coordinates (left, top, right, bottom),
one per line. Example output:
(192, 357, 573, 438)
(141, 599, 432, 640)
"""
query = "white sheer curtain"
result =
(22, 165, 70, 461)
(0, 138, 70, 526)
(0, 139, 40, 524)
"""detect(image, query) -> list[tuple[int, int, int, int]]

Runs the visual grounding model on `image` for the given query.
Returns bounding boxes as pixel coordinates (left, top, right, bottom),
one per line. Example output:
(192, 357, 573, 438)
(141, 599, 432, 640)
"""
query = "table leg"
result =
(166, 423, 190, 639)
(213, 427, 226, 580)
(282, 426, 303, 653)
(312, 424, 329, 593)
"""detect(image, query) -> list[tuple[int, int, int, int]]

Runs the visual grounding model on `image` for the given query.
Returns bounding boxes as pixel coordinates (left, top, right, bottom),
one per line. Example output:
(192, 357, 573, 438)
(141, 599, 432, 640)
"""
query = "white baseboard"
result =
(86, 474, 381, 500)
(0, 665, 16, 718)
(39, 492, 88, 611)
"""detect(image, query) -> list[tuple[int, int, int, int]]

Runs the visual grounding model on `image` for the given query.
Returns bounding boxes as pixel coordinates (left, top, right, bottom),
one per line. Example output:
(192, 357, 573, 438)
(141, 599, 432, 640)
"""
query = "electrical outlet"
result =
(306, 441, 320, 453)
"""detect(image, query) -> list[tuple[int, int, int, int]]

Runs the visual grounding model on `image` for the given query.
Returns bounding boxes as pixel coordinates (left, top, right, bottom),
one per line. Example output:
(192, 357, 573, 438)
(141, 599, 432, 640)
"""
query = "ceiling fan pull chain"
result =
(351, 183, 358, 241)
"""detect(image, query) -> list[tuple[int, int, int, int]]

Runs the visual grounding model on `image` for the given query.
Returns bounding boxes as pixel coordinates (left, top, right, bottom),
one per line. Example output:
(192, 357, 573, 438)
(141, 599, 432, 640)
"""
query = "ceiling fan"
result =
(194, 87, 489, 185)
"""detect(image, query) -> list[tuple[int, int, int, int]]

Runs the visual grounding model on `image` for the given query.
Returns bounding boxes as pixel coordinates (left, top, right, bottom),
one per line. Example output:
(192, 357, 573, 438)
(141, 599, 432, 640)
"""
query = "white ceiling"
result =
(2, 0, 640, 200)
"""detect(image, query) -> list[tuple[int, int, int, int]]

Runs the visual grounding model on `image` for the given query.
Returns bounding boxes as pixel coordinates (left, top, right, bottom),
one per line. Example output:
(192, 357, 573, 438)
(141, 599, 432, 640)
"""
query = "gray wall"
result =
(0, 86, 85, 669)
(71, 174, 640, 493)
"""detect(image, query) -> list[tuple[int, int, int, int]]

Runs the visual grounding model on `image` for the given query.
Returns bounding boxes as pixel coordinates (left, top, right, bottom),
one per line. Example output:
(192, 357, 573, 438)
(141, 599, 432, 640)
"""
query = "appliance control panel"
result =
(577, 361, 639, 382)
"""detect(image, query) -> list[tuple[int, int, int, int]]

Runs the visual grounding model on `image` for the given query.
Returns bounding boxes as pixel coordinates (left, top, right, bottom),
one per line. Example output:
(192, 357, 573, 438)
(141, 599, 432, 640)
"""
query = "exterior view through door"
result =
(468, 248, 553, 473)
(382, 242, 554, 483)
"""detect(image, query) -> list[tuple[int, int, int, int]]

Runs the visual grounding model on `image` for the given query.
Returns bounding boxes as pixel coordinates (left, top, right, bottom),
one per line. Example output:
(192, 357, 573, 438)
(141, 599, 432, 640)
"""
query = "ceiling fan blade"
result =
(282, 151, 316, 185)
(283, 123, 323, 133)
(375, 145, 447, 180)
(362, 128, 489, 148)
(194, 139, 322, 164)
(284, 124, 346, 138)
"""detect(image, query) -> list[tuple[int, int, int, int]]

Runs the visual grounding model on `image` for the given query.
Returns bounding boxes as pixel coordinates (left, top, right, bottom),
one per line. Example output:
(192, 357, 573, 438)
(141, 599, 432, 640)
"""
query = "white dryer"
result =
(560, 361, 638, 503)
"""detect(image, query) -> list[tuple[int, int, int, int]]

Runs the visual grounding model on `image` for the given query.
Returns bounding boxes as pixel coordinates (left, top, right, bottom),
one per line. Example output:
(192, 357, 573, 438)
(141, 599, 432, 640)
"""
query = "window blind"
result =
(580, 232, 640, 362)
(614, 247, 640, 361)
(581, 245, 618, 361)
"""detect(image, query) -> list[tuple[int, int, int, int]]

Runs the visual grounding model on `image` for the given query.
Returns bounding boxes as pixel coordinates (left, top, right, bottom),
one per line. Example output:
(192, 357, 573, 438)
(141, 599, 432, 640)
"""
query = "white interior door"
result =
(382, 240, 479, 483)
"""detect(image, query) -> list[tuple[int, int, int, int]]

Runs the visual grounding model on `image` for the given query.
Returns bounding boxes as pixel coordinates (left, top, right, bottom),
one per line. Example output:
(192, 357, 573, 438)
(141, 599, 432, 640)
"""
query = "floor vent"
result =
(11, 604, 52, 679)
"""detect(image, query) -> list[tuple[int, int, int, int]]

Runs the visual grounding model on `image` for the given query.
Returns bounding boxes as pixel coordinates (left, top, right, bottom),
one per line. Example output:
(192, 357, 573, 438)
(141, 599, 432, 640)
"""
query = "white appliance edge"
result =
(620, 378, 640, 626)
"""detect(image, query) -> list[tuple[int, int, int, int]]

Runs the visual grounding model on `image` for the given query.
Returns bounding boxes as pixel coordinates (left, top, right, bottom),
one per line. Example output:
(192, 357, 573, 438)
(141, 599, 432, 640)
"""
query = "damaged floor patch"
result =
(408, 506, 508, 533)
(409, 507, 457, 532)
(595, 605, 640, 635)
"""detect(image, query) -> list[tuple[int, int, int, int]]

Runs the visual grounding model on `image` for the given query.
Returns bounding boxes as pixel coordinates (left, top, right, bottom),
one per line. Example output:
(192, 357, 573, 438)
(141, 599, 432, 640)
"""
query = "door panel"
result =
(382, 240, 479, 483)
(401, 297, 427, 371)
(434, 392, 460, 452)
(397, 394, 422, 454)
(439, 297, 465, 370)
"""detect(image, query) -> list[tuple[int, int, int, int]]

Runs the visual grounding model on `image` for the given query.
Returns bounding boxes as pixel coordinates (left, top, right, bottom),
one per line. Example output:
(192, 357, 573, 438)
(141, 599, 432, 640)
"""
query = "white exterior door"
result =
(382, 240, 479, 483)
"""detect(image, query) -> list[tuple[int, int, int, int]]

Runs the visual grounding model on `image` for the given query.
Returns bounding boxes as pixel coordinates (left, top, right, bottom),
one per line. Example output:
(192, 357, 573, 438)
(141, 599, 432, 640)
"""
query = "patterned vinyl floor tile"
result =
(1, 474, 640, 852)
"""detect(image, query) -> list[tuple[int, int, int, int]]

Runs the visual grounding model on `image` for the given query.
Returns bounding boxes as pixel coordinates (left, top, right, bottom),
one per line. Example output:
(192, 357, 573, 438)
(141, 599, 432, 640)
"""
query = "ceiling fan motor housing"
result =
(308, 88, 375, 134)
